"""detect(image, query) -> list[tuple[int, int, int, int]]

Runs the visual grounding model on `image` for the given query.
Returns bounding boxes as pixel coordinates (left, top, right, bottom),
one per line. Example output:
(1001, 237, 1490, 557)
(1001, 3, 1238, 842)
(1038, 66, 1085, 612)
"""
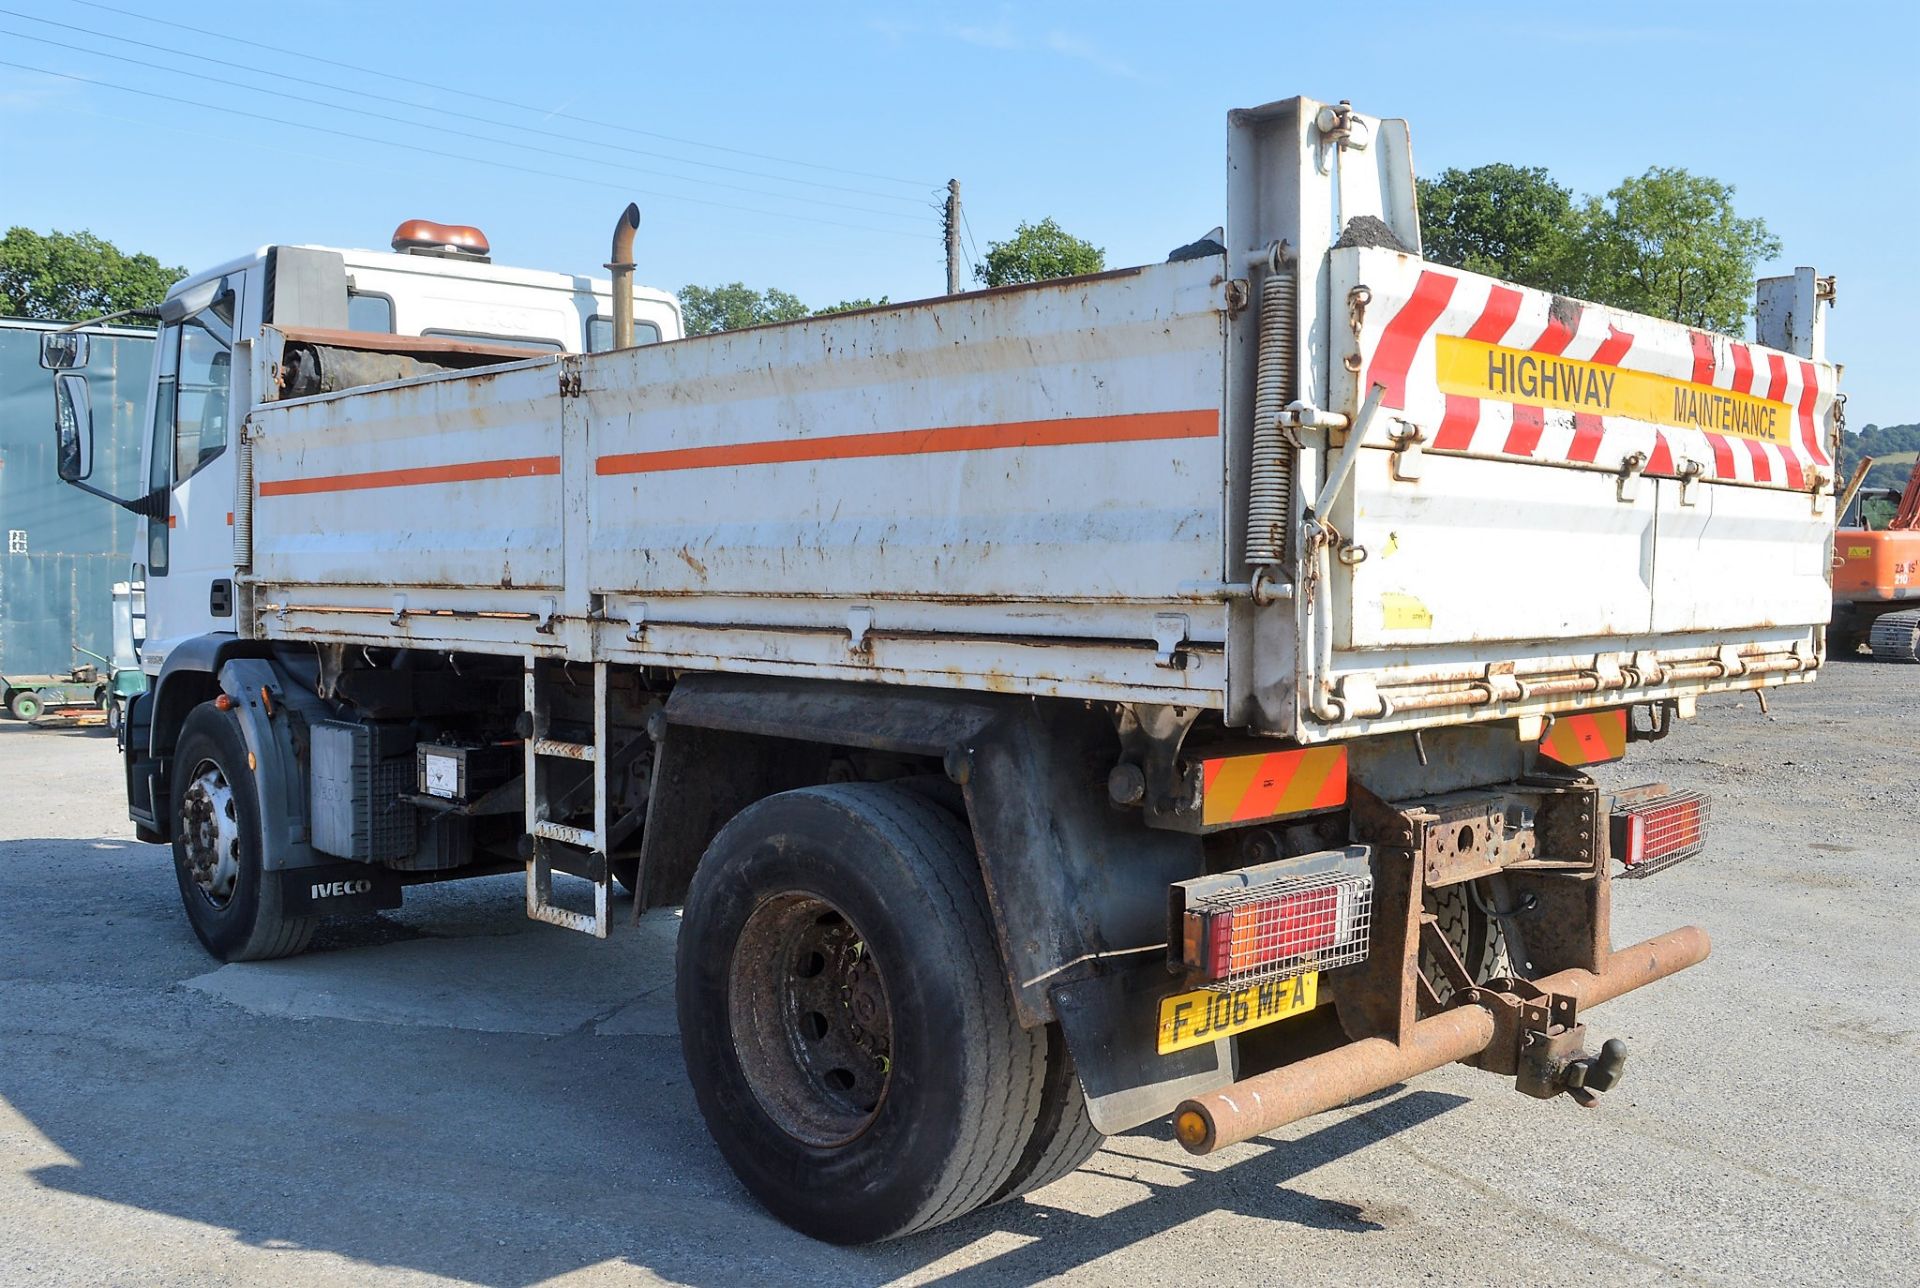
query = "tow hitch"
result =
(1460, 976, 1629, 1108)
(1527, 1032, 1628, 1108)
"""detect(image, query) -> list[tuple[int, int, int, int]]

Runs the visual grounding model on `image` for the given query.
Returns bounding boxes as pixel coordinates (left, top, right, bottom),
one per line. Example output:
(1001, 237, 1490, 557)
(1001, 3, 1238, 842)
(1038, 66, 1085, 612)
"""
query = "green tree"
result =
(973, 218, 1105, 288)
(813, 296, 889, 317)
(0, 227, 184, 322)
(677, 281, 810, 336)
(1838, 423, 1920, 495)
(1416, 164, 1579, 295)
(1570, 167, 1780, 332)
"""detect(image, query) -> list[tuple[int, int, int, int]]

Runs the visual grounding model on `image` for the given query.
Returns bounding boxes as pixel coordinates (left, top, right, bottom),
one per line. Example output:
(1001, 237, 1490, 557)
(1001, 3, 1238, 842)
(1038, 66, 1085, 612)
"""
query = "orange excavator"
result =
(1831, 456, 1920, 660)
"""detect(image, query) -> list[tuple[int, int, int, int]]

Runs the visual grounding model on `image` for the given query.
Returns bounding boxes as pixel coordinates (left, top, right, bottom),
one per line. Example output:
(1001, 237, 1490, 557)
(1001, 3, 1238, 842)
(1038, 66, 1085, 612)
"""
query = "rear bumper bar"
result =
(1171, 926, 1710, 1154)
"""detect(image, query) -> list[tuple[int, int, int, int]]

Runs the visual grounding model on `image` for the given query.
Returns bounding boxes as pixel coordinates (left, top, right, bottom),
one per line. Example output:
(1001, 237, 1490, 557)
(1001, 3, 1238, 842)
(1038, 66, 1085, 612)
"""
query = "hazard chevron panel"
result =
(1537, 709, 1629, 767)
(1200, 746, 1348, 828)
(1337, 246, 1838, 492)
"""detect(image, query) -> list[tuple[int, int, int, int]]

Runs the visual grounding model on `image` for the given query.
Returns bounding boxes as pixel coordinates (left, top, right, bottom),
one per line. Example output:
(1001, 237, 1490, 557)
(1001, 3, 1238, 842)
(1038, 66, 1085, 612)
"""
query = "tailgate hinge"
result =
(1388, 420, 1426, 482)
(1677, 459, 1706, 506)
(1616, 451, 1647, 503)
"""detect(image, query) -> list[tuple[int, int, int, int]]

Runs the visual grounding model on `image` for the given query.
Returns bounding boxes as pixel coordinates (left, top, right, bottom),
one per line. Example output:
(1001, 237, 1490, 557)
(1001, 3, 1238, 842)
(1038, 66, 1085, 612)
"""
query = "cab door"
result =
(142, 274, 242, 660)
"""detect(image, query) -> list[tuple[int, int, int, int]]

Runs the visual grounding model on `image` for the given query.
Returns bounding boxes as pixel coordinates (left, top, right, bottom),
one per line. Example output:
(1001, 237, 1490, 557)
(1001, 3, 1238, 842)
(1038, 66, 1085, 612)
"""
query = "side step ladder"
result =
(524, 660, 610, 937)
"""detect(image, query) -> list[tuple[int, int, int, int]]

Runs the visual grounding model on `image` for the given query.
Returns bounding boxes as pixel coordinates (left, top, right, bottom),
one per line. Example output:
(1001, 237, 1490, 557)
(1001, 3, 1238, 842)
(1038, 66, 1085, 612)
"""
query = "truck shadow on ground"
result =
(1, 836, 1469, 1287)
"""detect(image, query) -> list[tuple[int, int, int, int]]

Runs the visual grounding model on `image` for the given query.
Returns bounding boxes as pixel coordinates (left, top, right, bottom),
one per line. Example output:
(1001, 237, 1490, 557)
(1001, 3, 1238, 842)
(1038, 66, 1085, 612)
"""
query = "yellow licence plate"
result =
(1156, 972, 1319, 1054)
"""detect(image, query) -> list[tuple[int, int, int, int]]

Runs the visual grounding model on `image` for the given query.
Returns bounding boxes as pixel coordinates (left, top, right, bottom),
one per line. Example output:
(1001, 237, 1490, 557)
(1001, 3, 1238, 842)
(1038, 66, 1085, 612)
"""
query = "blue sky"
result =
(3, 1, 1915, 426)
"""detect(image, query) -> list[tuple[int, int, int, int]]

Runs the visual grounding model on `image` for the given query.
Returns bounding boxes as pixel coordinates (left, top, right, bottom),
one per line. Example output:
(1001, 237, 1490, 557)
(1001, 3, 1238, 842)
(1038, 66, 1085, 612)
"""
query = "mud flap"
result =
(277, 863, 402, 918)
(1051, 959, 1233, 1135)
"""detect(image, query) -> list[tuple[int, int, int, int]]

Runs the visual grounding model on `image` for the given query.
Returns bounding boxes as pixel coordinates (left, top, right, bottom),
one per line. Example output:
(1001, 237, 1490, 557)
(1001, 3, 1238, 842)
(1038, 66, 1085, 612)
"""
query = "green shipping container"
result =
(0, 319, 154, 684)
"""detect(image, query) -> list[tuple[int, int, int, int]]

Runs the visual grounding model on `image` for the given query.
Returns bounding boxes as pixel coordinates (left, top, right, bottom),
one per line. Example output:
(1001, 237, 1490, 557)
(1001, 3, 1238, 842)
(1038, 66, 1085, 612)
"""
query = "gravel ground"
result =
(1, 664, 1916, 1286)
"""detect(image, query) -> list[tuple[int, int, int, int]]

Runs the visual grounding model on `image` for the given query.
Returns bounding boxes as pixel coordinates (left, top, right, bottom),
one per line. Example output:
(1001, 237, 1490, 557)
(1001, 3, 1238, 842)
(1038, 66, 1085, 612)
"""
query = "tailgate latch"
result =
(1152, 613, 1192, 670)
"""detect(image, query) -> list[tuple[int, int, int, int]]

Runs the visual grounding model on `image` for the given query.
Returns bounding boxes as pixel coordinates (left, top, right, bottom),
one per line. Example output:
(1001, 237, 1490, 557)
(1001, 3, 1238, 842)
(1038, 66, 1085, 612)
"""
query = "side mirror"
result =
(54, 372, 94, 482)
(39, 331, 89, 370)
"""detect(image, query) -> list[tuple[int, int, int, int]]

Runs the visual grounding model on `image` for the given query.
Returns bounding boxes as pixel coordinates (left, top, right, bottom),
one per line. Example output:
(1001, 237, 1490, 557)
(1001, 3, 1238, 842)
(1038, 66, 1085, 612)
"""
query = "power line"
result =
(8, 7, 930, 207)
(0, 58, 936, 241)
(67, 0, 939, 189)
(54, 98, 903, 264)
(0, 25, 925, 224)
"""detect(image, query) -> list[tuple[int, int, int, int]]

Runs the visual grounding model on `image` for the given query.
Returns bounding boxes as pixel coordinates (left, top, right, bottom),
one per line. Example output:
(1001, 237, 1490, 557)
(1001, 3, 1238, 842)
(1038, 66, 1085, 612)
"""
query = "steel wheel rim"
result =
(729, 891, 894, 1148)
(179, 759, 242, 909)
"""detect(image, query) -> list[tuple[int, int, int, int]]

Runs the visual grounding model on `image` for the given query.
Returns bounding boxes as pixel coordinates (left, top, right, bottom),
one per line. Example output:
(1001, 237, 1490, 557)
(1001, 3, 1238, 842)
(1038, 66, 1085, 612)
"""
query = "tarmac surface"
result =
(1, 663, 1915, 1285)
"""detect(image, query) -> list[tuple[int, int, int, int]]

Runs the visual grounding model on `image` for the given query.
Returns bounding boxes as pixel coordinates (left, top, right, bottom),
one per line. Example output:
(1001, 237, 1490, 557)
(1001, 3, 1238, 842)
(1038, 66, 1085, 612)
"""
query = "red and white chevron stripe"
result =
(1356, 262, 1836, 492)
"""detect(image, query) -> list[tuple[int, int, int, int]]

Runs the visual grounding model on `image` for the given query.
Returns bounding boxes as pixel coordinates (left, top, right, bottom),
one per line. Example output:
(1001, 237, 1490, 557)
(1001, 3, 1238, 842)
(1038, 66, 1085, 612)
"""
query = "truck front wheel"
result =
(676, 783, 1045, 1243)
(169, 703, 315, 962)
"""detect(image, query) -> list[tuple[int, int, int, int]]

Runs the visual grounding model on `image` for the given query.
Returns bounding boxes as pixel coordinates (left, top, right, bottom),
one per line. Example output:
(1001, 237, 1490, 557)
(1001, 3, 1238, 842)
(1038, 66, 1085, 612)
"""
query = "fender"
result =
(644, 673, 1221, 1134)
(215, 657, 337, 872)
(144, 633, 272, 759)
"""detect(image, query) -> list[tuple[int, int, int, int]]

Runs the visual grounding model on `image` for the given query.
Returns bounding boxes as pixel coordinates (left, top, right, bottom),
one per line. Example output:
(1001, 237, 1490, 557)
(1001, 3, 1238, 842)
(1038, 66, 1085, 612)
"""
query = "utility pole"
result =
(944, 179, 963, 294)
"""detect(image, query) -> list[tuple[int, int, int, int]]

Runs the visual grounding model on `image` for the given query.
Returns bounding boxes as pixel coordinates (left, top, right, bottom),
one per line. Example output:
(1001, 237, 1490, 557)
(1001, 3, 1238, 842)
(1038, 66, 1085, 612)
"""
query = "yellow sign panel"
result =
(1435, 335, 1792, 445)
(1848, 545, 1872, 559)
(1156, 971, 1318, 1054)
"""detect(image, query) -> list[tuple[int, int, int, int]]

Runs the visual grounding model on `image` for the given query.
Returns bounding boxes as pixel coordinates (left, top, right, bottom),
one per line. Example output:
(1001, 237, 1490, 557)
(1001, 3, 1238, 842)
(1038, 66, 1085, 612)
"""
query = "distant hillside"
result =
(1838, 423, 1920, 490)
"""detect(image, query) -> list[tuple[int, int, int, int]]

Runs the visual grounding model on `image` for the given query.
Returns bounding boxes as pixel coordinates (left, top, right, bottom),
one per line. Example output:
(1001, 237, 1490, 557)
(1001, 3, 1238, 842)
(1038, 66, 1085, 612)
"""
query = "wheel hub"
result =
(180, 762, 241, 909)
(730, 893, 895, 1147)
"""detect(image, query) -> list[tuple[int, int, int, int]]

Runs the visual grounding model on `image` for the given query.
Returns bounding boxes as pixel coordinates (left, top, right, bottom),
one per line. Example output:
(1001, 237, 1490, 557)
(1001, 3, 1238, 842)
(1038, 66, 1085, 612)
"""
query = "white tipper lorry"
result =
(48, 97, 1839, 1242)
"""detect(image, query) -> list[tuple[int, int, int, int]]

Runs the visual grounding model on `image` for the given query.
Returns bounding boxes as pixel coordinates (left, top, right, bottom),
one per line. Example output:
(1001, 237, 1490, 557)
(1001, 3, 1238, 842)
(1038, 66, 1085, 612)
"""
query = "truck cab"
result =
(53, 220, 682, 677)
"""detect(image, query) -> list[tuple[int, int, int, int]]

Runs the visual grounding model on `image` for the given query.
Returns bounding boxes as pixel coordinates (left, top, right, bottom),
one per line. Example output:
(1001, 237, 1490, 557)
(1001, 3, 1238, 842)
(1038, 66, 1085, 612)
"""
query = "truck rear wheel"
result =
(1421, 882, 1512, 1004)
(989, 1022, 1105, 1203)
(676, 783, 1045, 1243)
(170, 703, 316, 962)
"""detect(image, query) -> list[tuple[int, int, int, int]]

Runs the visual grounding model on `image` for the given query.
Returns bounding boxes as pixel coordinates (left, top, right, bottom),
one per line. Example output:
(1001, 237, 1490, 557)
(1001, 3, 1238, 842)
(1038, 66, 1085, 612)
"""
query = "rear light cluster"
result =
(1175, 855, 1372, 991)
(1610, 788, 1709, 878)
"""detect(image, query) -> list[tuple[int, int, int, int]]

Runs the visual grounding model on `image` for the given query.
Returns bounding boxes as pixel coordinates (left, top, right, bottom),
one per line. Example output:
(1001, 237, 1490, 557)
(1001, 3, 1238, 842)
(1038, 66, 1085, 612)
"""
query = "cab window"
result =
(347, 291, 395, 333)
(170, 285, 235, 484)
(586, 316, 661, 352)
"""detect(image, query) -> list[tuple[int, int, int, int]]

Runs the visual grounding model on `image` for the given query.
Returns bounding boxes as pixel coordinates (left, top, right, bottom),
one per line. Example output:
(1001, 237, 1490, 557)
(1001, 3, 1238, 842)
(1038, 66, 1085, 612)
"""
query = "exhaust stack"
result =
(608, 203, 640, 350)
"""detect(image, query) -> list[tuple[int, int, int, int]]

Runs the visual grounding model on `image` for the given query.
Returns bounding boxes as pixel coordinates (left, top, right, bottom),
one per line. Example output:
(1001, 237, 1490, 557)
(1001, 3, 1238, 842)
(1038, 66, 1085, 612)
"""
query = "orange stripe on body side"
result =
(595, 409, 1218, 477)
(1538, 709, 1628, 766)
(257, 455, 561, 498)
(1201, 746, 1349, 828)
(254, 413, 1216, 496)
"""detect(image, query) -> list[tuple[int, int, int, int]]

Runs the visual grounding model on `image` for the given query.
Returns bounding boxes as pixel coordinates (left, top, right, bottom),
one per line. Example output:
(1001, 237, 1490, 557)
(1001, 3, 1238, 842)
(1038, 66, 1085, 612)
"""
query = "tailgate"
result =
(1302, 248, 1837, 732)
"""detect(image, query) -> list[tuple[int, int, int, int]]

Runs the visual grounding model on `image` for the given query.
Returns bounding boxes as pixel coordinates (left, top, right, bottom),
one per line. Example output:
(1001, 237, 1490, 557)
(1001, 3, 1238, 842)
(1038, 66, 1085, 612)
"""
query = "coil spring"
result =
(1245, 267, 1297, 566)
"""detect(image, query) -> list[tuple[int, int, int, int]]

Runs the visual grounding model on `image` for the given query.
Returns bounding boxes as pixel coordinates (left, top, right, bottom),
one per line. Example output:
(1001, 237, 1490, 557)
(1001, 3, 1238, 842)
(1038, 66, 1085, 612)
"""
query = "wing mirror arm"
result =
(61, 478, 167, 516)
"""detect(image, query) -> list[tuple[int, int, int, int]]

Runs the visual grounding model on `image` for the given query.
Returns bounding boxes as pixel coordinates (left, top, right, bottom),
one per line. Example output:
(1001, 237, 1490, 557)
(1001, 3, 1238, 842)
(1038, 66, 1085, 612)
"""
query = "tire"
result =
(609, 854, 638, 895)
(989, 1022, 1105, 1204)
(1420, 882, 1512, 1005)
(676, 783, 1045, 1243)
(9, 690, 43, 721)
(107, 700, 123, 735)
(1828, 608, 1864, 659)
(169, 702, 316, 962)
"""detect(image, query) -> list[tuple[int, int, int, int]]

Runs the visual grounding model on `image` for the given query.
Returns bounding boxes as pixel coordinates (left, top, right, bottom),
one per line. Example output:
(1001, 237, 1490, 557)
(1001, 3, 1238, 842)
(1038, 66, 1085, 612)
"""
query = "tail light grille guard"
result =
(1611, 787, 1709, 878)
(1174, 848, 1373, 992)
